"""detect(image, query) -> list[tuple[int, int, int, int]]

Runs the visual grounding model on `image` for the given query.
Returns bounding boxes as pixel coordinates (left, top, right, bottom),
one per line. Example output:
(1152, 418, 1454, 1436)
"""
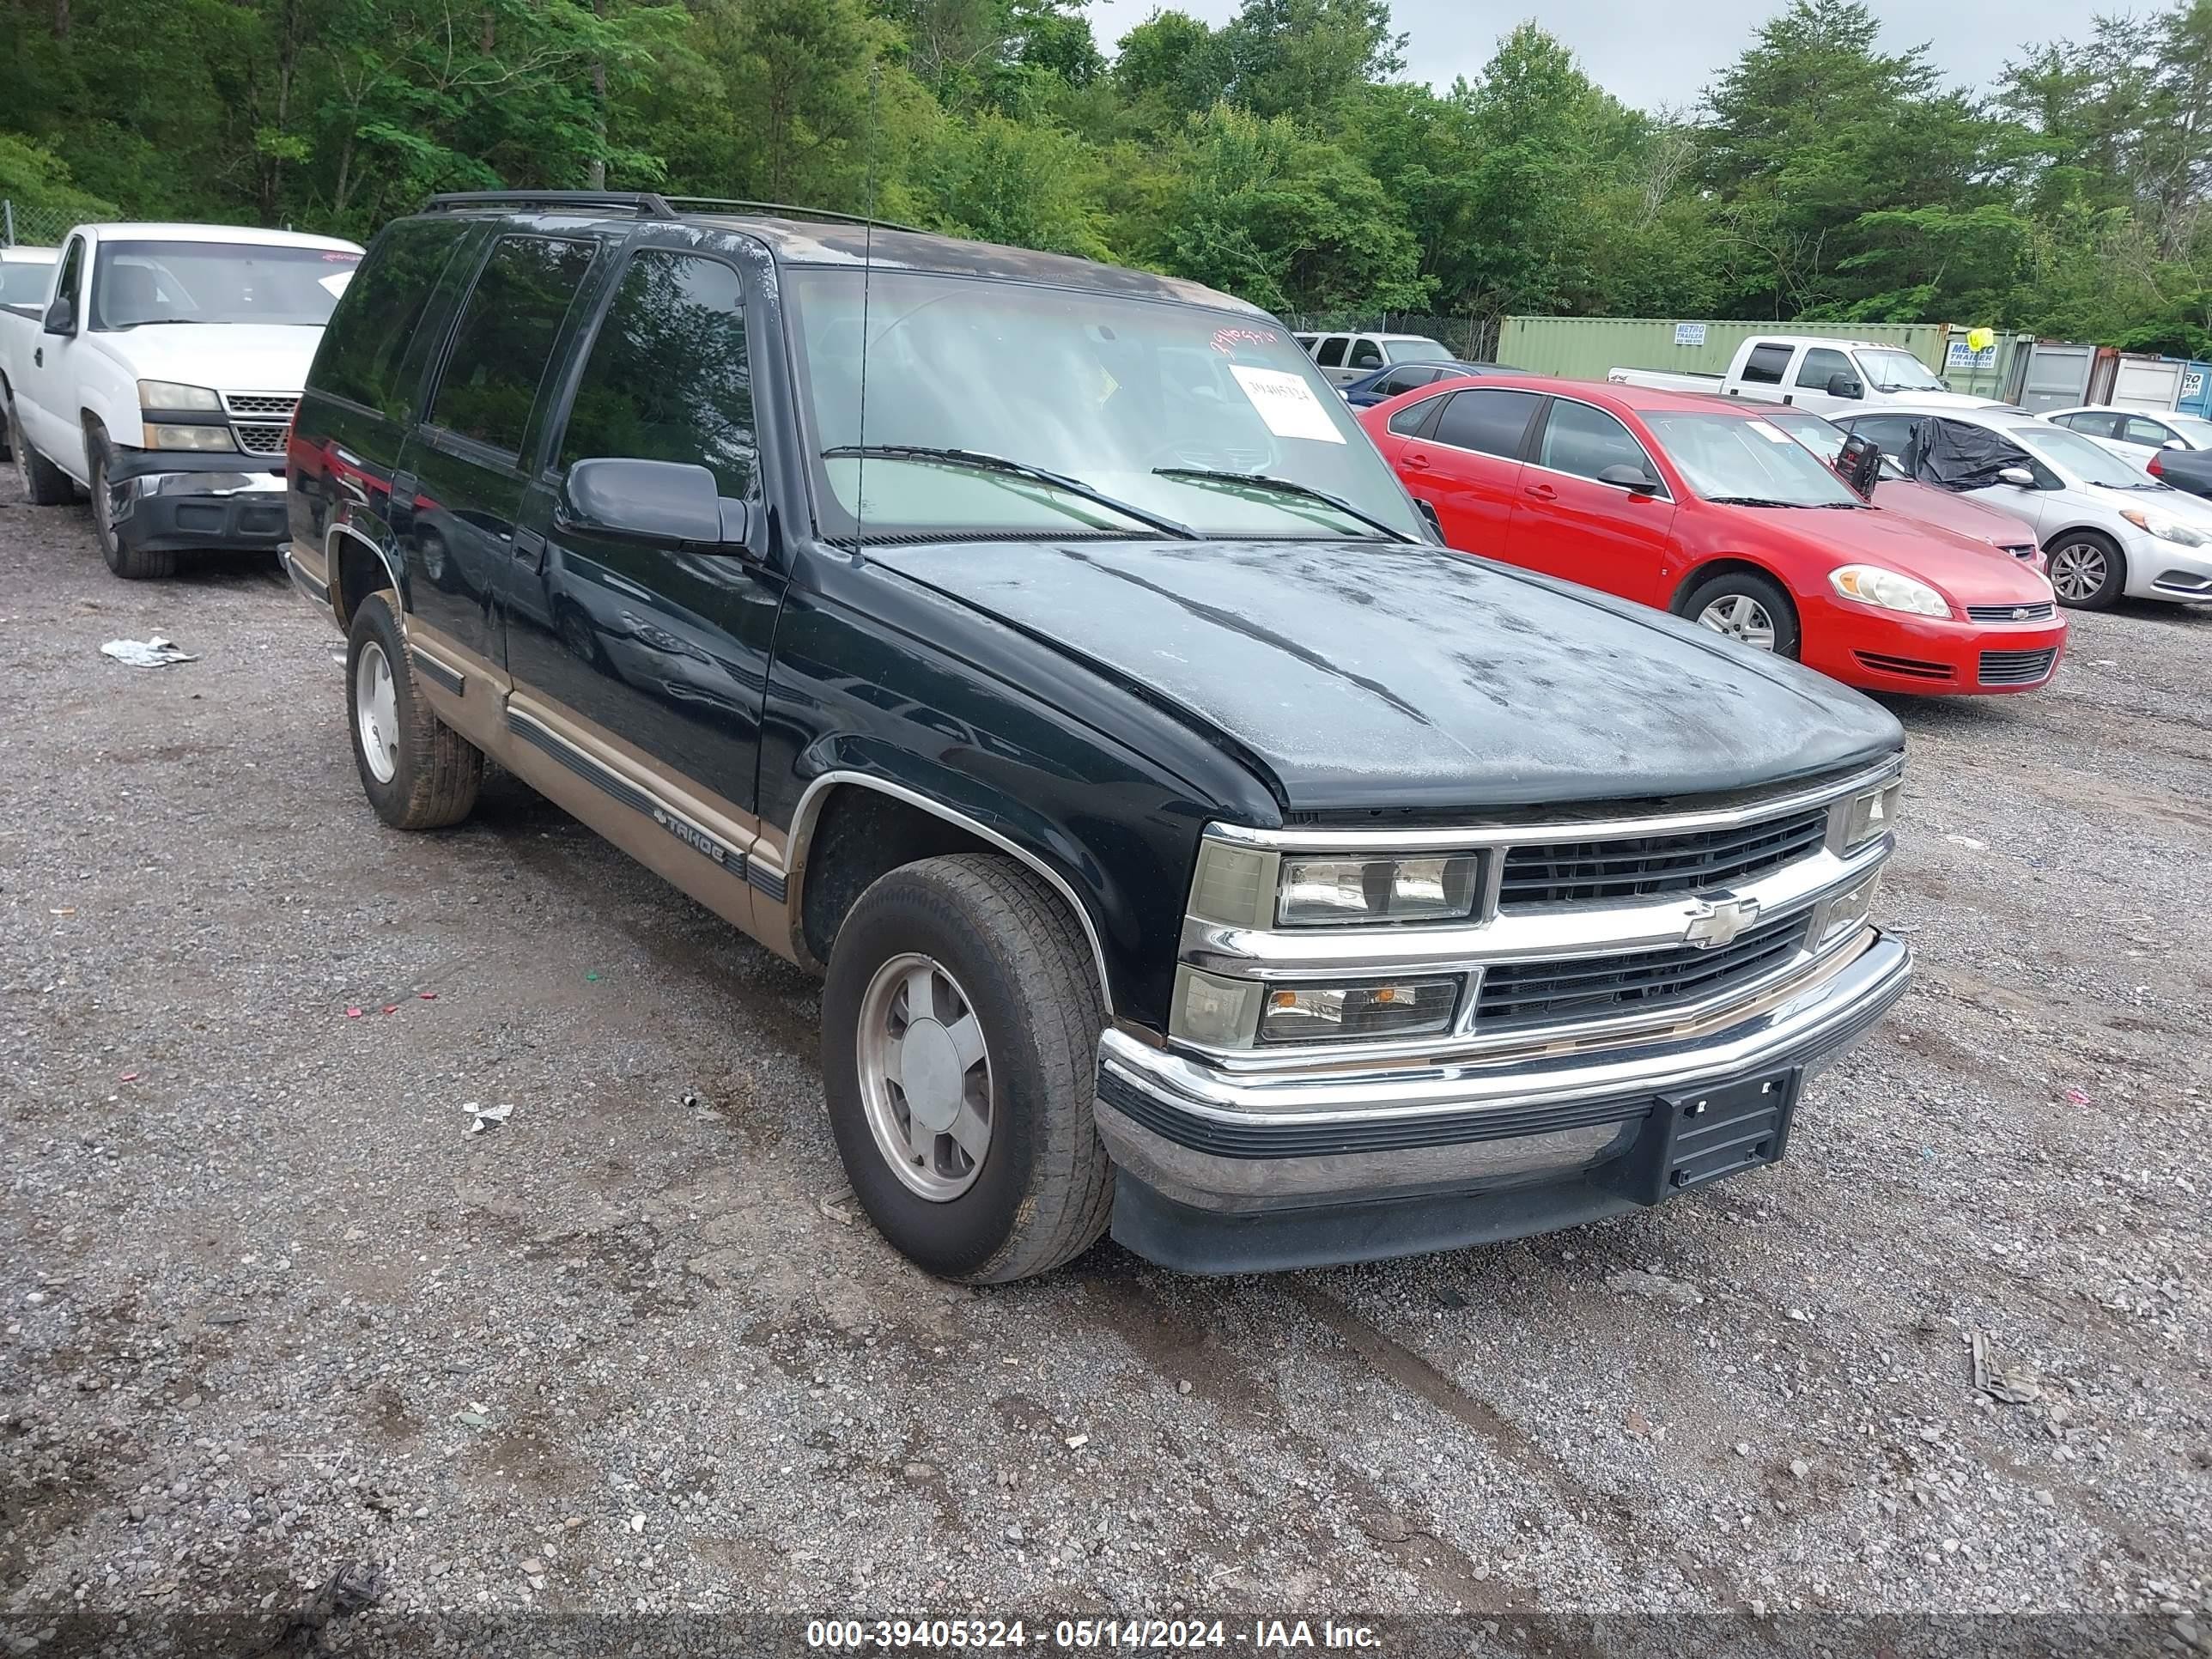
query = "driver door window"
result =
(1348, 338, 1383, 371)
(1797, 347, 1854, 392)
(1538, 400, 1662, 490)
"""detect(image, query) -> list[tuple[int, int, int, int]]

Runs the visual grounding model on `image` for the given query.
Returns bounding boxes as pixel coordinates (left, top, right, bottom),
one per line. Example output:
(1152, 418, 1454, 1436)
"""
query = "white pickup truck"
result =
(1607, 335, 2007, 418)
(1, 221, 362, 578)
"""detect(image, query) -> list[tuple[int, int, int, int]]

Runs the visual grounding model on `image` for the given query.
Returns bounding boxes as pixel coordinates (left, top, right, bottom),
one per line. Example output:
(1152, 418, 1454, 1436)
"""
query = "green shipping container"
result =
(1496, 317, 2029, 404)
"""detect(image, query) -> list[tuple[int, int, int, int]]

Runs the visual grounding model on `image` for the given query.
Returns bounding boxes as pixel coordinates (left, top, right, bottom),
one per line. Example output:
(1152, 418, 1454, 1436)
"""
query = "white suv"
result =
(1838, 404, 2212, 610)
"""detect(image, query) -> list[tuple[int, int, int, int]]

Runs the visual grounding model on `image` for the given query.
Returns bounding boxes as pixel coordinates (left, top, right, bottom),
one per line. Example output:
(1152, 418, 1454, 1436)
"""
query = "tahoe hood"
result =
(866, 538, 1904, 814)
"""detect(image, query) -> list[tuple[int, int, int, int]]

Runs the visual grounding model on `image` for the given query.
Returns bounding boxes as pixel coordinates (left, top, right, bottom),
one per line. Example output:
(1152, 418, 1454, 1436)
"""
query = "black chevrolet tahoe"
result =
(283, 191, 1912, 1282)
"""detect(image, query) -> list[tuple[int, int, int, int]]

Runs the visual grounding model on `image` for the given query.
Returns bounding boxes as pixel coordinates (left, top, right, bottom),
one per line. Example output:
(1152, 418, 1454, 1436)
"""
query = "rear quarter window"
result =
(1740, 343, 1793, 386)
(311, 219, 472, 422)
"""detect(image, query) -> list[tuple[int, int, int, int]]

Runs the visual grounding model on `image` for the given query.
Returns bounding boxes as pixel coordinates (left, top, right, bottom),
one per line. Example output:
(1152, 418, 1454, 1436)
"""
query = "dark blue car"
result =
(1338, 360, 1530, 406)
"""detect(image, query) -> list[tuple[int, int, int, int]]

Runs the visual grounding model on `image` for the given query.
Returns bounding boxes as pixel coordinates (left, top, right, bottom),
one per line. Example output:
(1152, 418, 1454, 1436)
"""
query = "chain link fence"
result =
(2, 200, 80, 248)
(1285, 312, 1504, 363)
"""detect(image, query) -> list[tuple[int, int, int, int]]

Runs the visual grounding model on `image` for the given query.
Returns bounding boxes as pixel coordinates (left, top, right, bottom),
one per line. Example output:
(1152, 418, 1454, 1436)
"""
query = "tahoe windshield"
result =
(1383, 338, 1454, 366)
(2009, 424, 2154, 489)
(89, 240, 359, 331)
(1856, 349, 1946, 392)
(787, 268, 1423, 542)
(1643, 411, 1863, 507)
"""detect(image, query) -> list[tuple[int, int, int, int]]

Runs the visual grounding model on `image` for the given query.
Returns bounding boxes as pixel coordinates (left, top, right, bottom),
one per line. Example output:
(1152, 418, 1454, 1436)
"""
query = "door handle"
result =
(514, 529, 545, 570)
(33, 347, 42, 368)
(1403, 452, 1431, 471)
(1523, 482, 1557, 501)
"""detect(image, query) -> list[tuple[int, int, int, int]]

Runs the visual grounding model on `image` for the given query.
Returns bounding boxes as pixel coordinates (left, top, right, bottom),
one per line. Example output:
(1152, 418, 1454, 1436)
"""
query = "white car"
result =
(1838, 404, 2212, 610)
(2041, 404, 2212, 470)
(1293, 330, 1454, 387)
(1, 222, 362, 578)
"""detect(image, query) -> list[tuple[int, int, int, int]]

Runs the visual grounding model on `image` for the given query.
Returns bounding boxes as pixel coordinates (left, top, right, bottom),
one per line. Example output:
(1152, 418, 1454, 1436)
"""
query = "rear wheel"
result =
(8, 399, 75, 506)
(89, 430, 174, 580)
(822, 854, 1113, 1284)
(345, 592, 483, 830)
(2045, 531, 2124, 610)
(1680, 569, 1801, 658)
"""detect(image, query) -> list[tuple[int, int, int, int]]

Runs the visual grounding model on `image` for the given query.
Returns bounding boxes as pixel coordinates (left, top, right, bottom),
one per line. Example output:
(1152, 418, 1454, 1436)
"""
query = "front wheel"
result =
(2045, 531, 2124, 610)
(822, 854, 1113, 1283)
(90, 432, 175, 580)
(1680, 569, 1801, 658)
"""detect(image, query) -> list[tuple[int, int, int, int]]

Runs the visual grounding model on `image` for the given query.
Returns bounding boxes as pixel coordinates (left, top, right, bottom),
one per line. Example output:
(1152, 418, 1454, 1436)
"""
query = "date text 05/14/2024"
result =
(805, 1620, 1384, 1650)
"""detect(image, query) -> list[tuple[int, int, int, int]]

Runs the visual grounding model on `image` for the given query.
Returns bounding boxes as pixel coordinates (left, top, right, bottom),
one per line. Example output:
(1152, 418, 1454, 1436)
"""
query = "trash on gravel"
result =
(380, 1004, 398, 1015)
(1606, 1267, 1705, 1307)
(100, 636, 197, 668)
(1971, 1330, 2045, 1405)
(345, 1007, 363, 1018)
(2062, 1085, 2093, 1107)
(278, 1561, 383, 1646)
(453, 1401, 492, 1427)
(1945, 833, 1988, 851)
(118, 1072, 138, 1083)
(462, 1102, 514, 1135)
(1064, 1432, 1090, 1449)
(419, 991, 438, 1000)
(818, 1194, 854, 1225)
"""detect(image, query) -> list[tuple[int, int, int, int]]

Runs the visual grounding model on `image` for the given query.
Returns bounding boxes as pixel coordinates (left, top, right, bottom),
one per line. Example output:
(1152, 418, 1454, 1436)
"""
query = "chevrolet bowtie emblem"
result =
(1684, 894, 1759, 950)
(2012, 607, 2030, 620)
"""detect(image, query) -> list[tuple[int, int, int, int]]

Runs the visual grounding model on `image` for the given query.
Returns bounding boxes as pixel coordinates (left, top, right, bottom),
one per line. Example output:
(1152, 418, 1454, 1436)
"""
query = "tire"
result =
(8, 398, 75, 506)
(822, 853, 1113, 1284)
(1680, 568, 1801, 658)
(344, 591, 483, 830)
(88, 429, 175, 580)
(2044, 530, 2124, 611)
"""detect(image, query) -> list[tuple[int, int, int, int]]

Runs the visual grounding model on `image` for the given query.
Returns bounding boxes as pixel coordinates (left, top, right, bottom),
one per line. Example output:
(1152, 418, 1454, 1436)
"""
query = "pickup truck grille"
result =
(1499, 806, 1829, 906)
(222, 393, 298, 459)
(1476, 910, 1811, 1030)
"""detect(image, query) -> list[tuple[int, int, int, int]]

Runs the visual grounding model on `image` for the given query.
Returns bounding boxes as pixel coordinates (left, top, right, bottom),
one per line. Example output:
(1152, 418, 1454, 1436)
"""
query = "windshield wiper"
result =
(1808, 500, 1869, 508)
(108, 319, 205, 329)
(1705, 495, 1805, 508)
(821, 445, 1201, 541)
(1151, 467, 1420, 544)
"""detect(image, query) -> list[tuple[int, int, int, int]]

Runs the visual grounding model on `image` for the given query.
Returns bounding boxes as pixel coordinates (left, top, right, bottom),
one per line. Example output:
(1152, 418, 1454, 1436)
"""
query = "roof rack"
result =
(662, 198, 927, 235)
(423, 190, 677, 217)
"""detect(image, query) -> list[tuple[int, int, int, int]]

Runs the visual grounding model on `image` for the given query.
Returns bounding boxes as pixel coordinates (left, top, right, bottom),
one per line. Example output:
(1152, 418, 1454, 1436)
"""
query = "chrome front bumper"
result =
(1097, 927, 1911, 1271)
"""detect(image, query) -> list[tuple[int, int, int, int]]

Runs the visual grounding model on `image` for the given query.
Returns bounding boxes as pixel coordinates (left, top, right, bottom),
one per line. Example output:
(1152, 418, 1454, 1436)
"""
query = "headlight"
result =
(143, 422, 235, 452)
(1278, 854, 1482, 927)
(1839, 778, 1903, 849)
(1259, 977, 1459, 1043)
(1829, 565, 1950, 617)
(137, 380, 222, 411)
(2118, 506, 2210, 548)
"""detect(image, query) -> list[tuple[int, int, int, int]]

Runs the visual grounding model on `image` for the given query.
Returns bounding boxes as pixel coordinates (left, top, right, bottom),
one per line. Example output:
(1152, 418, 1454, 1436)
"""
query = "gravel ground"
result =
(2, 466, 2209, 1654)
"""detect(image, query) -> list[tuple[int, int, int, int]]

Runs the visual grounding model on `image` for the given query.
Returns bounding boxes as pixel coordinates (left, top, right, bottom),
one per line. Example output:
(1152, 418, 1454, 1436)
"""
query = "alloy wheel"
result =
(355, 641, 401, 784)
(855, 951, 994, 1201)
(2047, 540, 2107, 604)
(1695, 592, 1779, 651)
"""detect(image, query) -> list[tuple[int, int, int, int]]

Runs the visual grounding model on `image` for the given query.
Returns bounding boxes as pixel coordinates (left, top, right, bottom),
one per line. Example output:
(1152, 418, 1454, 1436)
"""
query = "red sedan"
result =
(1359, 376, 2066, 696)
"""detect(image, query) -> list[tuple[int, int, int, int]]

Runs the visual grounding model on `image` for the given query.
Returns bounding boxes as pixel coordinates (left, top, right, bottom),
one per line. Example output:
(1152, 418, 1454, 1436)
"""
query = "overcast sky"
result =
(1084, 0, 2091, 112)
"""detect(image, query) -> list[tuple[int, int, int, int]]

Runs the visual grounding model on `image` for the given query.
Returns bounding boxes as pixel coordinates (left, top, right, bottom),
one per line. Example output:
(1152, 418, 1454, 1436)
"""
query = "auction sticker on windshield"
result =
(1230, 366, 1346, 444)
(1747, 419, 1796, 444)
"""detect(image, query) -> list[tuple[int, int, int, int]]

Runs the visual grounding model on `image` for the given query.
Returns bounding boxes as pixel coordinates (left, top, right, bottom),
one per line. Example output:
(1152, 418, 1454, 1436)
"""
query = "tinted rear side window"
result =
(558, 250, 757, 498)
(428, 235, 597, 455)
(1741, 343, 1792, 385)
(1316, 337, 1347, 368)
(1387, 394, 1443, 436)
(311, 218, 471, 421)
(1432, 389, 1538, 458)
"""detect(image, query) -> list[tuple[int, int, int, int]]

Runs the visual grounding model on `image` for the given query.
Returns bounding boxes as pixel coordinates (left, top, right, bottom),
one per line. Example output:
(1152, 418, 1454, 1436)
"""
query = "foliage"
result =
(3, 0, 2210, 349)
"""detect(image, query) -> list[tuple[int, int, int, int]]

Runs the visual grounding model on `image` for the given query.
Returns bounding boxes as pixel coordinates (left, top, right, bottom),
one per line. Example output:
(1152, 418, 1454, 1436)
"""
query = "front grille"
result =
(1979, 647, 2057, 686)
(1853, 650, 1954, 682)
(234, 422, 289, 455)
(1499, 806, 1829, 906)
(1476, 910, 1810, 1030)
(224, 393, 298, 419)
(1965, 600, 2057, 622)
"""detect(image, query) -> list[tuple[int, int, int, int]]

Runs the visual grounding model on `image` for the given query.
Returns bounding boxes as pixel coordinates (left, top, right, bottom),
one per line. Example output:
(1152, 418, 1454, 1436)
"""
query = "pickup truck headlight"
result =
(1829, 565, 1950, 617)
(1259, 977, 1459, 1043)
(1840, 778, 1903, 849)
(143, 422, 236, 452)
(1278, 854, 1482, 927)
(2118, 506, 2210, 548)
(137, 380, 222, 411)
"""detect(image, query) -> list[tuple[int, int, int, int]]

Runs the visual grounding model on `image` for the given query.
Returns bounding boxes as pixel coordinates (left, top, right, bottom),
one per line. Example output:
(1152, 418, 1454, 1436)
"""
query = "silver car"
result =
(2042, 404, 2212, 469)
(1838, 404, 2212, 610)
